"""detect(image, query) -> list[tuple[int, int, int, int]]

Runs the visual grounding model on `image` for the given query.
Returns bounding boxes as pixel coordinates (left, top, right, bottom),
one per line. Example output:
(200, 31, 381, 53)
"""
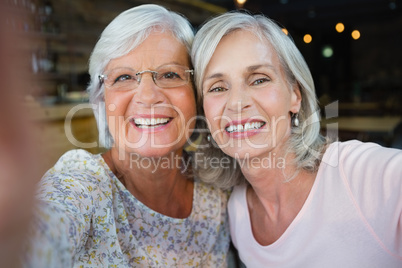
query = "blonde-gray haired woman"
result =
(192, 11, 402, 267)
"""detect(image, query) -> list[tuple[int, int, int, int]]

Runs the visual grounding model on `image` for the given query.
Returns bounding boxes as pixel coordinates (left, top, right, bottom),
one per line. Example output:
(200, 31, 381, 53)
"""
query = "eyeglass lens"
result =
(101, 65, 192, 90)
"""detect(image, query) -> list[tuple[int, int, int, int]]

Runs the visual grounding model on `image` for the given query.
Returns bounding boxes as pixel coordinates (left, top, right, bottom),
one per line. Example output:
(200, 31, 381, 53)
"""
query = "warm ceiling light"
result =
(303, 34, 312, 44)
(351, 30, 361, 40)
(335, 22, 345, 33)
(235, 0, 247, 6)
(282, 28, 289, 35)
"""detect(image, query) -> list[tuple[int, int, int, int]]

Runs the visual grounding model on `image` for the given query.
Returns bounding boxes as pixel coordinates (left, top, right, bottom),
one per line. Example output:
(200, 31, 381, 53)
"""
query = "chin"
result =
(222, 144, 269, 161)
(223, 148, 250, 161)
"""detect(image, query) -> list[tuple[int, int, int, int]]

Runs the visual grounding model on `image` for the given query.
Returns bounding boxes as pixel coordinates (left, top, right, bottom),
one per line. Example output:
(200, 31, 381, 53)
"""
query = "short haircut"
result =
(87, 4, 194, 148)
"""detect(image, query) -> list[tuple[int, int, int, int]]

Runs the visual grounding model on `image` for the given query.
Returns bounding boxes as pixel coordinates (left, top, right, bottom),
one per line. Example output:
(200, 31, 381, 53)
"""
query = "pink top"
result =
(229, 140, 402, 267)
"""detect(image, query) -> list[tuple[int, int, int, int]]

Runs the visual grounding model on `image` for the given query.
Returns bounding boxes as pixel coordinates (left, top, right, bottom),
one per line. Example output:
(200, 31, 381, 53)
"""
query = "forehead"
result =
(215, 30, 277, 63)
(204, 30, 281, 76)
(106, 31, 190, 70)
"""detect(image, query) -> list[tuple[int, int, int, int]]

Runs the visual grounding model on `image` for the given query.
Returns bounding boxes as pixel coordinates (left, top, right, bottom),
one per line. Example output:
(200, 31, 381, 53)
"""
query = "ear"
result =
(290, 83, 302, 113)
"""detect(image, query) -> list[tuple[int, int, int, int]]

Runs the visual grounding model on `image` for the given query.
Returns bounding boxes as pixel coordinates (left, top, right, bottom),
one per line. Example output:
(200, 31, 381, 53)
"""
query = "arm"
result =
(339, 141, 402, 257)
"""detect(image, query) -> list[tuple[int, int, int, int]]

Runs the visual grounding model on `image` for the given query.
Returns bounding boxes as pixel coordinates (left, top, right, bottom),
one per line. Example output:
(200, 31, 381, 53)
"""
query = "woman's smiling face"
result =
(202, 29, 301, 160)
(103, 31, 196, 158)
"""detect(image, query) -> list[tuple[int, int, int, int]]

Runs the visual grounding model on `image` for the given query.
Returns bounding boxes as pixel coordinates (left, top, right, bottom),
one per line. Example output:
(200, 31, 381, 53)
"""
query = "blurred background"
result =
(2, 0, 401, 174)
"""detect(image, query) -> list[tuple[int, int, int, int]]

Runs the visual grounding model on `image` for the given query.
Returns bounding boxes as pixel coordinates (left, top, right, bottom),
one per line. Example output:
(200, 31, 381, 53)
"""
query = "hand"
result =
(0, 8, 40, 267)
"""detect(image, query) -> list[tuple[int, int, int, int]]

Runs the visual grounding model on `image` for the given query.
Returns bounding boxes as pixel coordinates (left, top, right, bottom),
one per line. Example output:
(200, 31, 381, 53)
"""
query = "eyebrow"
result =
(247, 64, 277, 73)
(105, 62, 191, 73)
(158, 61, 190, 68)
(204, 63, 278, 81)
(104, 66, 135, 74)
(204, 72, 224, 81)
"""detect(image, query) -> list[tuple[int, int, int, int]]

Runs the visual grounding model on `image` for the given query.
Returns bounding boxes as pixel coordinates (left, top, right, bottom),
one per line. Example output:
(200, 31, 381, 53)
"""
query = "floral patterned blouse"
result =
(24, 149, 230, 267)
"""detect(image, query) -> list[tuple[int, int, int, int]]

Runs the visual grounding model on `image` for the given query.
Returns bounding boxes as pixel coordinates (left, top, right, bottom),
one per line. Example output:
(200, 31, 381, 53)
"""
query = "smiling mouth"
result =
(132, 117, 172, 128)
(225, 121, 266, 133)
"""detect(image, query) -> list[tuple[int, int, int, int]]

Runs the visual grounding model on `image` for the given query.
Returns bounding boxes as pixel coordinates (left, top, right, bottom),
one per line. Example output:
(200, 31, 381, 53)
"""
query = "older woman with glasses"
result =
(23, 5, 230, 267)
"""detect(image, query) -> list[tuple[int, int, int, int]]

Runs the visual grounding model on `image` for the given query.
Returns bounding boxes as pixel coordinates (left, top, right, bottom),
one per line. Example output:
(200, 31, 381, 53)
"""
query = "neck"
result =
(102, 147, 193, 218)
(236, 139, 317, 245)
(239, 150, 314, 209)
(243, 161, 316, 246)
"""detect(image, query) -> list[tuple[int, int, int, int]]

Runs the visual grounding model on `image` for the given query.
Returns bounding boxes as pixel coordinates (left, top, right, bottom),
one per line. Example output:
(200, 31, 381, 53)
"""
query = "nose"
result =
(133, 73, 165, 106)
(226, 84, 251, 113)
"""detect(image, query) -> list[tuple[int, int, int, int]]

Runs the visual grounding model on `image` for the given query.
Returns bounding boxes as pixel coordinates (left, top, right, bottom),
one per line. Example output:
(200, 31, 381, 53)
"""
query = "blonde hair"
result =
(191, 11, 327, 189)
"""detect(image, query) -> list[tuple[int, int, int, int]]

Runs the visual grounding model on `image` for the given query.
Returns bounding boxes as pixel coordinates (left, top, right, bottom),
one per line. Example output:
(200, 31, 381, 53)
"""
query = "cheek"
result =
(104, 93, 133, 138)
(105, 92, 132, 115)
(203, 98, 220, 130)
(259, 90, 291, 116)
(258, 93, 292, 138)
(173, 90, 196, 119)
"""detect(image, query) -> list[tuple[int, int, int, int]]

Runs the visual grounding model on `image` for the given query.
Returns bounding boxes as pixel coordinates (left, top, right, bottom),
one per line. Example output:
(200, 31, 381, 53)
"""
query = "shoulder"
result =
(321, 140, 402, 189)
(51, 149, 100, 173)
(320, 138, 402, 188)
(322, 140, 402, 218)
(323, 140, 402, 257)
(317, 142, 402, 257)
(43, 149, 107, 182)
(39, 149, 110, 196)
(319, 140, 402, 214)
(323, 140, 402, 171)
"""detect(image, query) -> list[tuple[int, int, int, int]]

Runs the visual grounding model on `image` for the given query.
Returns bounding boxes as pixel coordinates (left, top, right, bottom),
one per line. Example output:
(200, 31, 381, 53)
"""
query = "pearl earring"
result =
(292, 113, 299, 127)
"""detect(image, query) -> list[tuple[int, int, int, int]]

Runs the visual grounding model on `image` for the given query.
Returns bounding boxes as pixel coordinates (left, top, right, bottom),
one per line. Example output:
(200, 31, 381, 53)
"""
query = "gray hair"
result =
(191, 11, 327, 189)
(87, 4, 194, 148)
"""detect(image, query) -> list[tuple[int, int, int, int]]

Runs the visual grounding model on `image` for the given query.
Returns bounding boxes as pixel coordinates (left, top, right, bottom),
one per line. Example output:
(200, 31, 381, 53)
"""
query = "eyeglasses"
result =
(99, 65, 193, 91)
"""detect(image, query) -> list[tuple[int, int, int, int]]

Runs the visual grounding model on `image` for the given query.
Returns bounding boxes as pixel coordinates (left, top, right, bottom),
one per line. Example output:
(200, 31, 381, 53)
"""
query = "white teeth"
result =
(226, 122, 264, 133)
(134, 118, 170, 128)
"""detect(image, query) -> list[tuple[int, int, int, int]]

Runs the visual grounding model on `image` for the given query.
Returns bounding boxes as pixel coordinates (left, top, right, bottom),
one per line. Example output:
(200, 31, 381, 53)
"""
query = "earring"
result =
(207, 134, 211, 142)
(292, 113, 299, 127)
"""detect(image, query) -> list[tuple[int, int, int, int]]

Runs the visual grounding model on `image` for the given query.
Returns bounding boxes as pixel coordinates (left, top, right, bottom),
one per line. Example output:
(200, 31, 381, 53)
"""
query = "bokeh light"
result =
(351, 30, 361, 40)
(335, 22, 345, 33)
(303, 34, 312, 44)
